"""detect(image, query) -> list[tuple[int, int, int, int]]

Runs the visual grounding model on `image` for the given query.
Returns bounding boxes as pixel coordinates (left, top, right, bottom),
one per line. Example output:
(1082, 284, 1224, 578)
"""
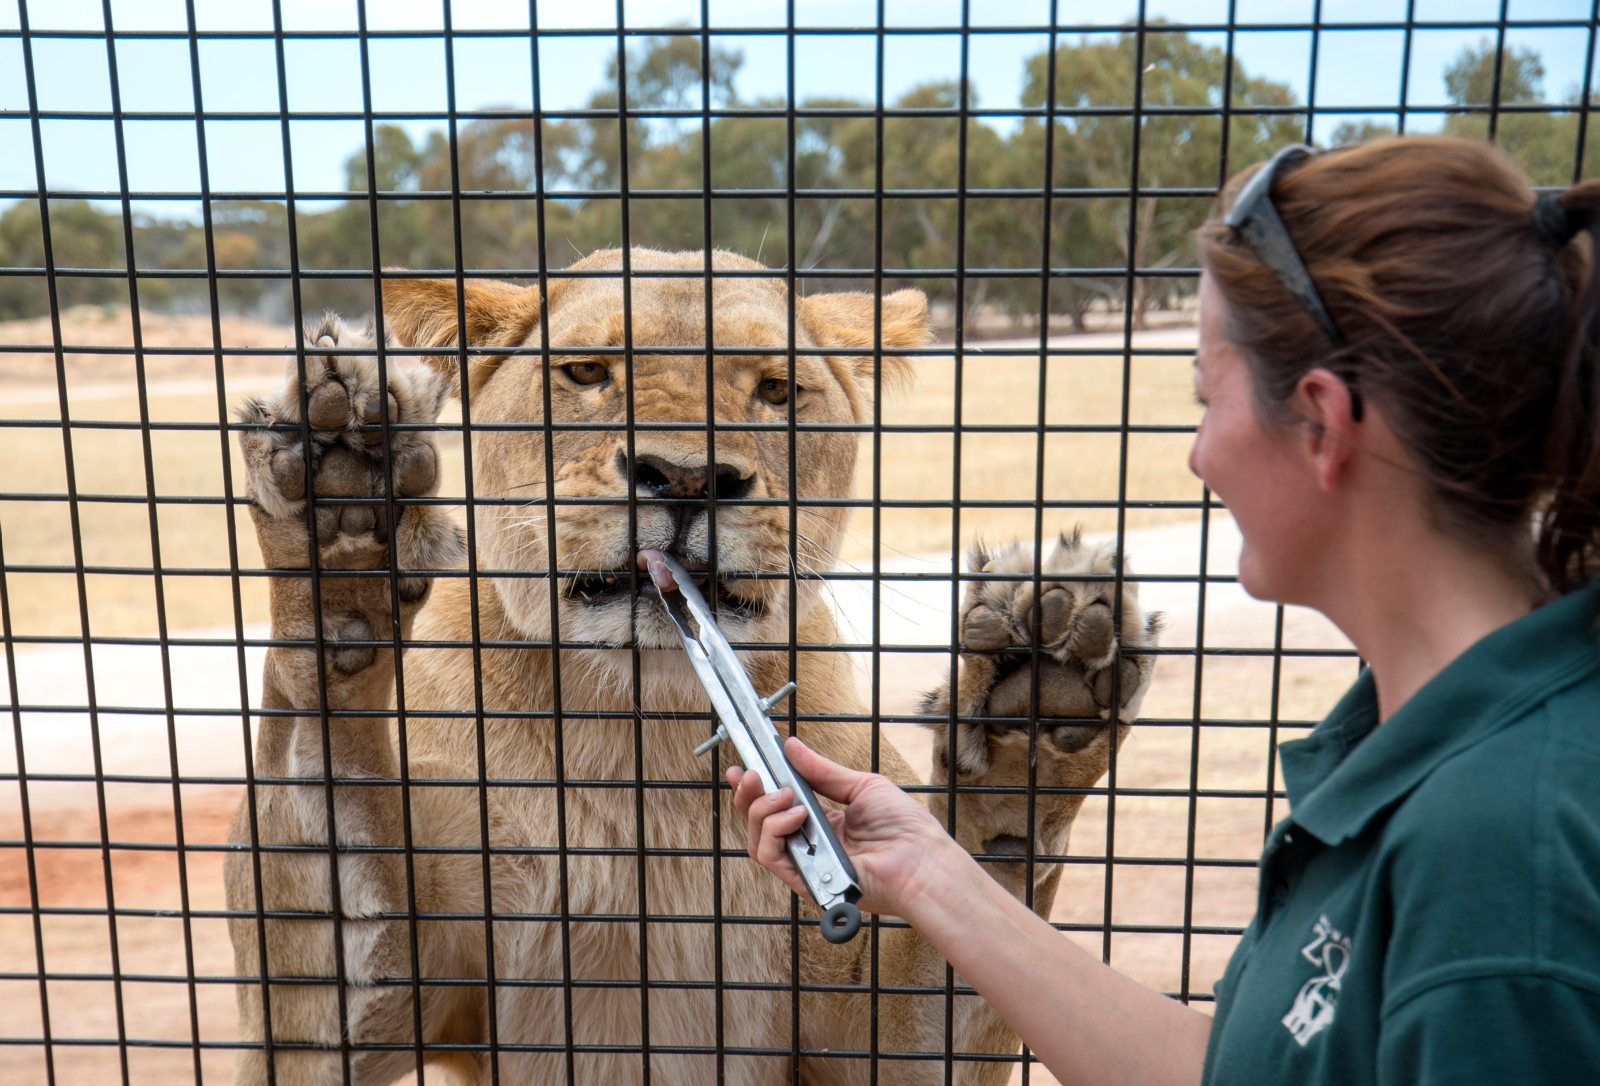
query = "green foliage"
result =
(1439, 41, 1592, 187)
(1330, 119, 1400, 148)
(1020, 29, 1303, 325)
(0, 29, 1357, 328)
(0, 200, 126, 318)
(1328, 41, 1596, 187)
(1445, 42, 1545, 107)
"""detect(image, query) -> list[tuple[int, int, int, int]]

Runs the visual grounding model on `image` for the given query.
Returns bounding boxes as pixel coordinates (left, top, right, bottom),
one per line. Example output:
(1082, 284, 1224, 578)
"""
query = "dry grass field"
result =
(839, 330, 1208, 562)
(0, 312, 1204, 640)
(0, 306, 295, 639)
(0, 306, 295, 393)
(0, 310, 1356, 1086)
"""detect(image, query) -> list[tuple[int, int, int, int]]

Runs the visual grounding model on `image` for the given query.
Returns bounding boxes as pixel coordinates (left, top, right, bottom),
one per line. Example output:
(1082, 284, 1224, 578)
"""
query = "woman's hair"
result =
(1198, 136, 1600, 592)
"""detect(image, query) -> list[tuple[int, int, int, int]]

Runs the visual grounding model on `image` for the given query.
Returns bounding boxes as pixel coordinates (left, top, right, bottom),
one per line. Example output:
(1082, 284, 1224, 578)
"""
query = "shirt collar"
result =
(1279, 585, 1600, 847)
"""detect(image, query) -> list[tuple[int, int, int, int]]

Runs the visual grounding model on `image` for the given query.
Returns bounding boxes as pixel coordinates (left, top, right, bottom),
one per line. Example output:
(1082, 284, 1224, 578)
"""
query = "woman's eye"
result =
(758, 378, 789, 406)
(564, 361, 609, 386)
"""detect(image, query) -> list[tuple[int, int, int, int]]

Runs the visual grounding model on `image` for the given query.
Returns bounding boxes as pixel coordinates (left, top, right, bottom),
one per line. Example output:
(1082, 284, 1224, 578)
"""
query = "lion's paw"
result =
(920, 530, 1160, 778)
(237, 314, 463, 598)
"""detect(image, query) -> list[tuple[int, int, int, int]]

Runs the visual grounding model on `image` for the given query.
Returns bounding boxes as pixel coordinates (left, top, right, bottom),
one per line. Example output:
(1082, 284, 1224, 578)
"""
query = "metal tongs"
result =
(645, 550, 864, 944)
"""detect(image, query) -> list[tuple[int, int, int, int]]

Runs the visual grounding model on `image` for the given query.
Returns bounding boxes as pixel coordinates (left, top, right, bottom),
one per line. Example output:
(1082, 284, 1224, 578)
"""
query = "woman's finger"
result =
(729, 765, 763, 822)
(743, 786, 793, 859)
(727, 766, 749, 817)
(735, 774, 762, 856)
(784, 736, 874, 805)
(756, 804, 810, 877)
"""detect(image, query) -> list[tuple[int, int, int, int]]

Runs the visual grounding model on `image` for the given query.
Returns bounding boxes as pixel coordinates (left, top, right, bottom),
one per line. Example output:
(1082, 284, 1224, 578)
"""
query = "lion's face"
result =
(384, 248, 928, 651)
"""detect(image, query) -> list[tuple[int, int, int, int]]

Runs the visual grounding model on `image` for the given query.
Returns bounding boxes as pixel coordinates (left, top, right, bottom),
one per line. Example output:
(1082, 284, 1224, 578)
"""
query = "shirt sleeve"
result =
(1379, 972, 1600, 1086)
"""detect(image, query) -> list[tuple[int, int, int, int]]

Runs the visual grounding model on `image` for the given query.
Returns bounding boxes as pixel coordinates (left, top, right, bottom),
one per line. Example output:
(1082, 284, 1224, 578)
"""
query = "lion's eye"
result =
(758, 377, 789, 406)
(564, 361, 609, 386)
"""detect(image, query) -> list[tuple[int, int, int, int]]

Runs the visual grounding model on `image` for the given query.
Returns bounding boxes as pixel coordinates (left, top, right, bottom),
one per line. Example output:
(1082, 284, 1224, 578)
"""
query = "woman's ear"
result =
(798, 288, 930, 420)
(1294, 366, 1361, 492)
(382, 274, 543, 398)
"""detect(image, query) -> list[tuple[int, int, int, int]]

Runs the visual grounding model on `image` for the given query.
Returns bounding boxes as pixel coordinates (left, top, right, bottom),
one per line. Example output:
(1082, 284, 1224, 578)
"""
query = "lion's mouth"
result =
(563, 568, 766, 618)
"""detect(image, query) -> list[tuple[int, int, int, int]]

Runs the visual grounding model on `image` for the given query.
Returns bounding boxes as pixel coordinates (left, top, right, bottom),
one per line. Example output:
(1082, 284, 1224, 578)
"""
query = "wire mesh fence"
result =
(1, 0, 1594, 1083)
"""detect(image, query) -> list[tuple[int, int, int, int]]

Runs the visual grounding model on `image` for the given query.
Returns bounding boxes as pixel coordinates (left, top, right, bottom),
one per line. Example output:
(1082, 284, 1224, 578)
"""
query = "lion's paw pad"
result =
(237, 315, 460, 577)
(920, 530, 1160, 776)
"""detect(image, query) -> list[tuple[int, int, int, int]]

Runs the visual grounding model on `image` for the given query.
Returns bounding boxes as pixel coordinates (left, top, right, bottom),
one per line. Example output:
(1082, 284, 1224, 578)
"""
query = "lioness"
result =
(224, 248, 1158, 1086)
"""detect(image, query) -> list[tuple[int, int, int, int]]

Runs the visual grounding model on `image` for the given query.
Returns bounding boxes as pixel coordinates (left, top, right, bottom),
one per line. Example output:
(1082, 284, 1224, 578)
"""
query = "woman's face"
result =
(1189, 273, 1328, 604)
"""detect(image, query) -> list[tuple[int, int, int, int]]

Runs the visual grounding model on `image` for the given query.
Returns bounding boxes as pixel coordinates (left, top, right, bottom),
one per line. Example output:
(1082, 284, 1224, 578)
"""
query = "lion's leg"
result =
(225, 807, 428, 1086)
(470, 841, 803, 1086)
(868, 532, 1159, 1086)
(917, 531, 1157, 900)
(224, 318, 465, 1084)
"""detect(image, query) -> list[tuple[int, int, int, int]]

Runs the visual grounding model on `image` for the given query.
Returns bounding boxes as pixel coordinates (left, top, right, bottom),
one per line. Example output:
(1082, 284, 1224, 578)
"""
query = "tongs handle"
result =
(651, 552, 863, 944)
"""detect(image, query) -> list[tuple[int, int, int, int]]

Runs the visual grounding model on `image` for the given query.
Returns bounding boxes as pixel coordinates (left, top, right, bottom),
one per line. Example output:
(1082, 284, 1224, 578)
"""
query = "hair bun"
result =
(1532, 191, 1582, 248)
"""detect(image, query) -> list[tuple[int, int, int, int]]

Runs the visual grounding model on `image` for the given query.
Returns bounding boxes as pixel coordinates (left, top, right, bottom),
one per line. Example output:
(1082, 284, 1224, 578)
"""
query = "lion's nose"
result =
(629, 453, 753, 500)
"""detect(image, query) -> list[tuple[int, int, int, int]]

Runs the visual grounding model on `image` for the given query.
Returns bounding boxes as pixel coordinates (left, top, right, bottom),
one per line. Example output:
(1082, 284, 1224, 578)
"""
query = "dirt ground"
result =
(0, 564, 1353, 1086)
(0, 717, 1336, 1086)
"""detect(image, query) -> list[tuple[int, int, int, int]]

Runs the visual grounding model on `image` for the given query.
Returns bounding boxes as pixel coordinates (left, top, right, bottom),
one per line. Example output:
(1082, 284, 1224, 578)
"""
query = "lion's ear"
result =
(382, 274, 542, 397)
(798, 288, 929, 397)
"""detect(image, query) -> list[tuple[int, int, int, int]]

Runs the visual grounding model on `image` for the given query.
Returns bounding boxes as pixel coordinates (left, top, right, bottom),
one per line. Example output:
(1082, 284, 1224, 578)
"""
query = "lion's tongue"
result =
(636, 549, 678, 594)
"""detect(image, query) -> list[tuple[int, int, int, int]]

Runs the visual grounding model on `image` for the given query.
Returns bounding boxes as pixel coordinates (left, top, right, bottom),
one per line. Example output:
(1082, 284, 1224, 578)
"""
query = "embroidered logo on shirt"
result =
(1282, 913, 1351, 1046)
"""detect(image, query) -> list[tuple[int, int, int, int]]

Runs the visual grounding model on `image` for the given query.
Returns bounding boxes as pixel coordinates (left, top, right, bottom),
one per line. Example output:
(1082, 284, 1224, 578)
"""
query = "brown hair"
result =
(1198, 136, 1600, 592)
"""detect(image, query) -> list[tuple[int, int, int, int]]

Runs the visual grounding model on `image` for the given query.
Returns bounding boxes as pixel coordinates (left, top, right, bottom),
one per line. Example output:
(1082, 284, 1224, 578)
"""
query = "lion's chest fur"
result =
(397, 581, 890, 971)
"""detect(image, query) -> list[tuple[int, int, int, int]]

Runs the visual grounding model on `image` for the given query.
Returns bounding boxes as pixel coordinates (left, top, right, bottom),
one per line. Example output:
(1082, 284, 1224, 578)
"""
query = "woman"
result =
(732, 137, 1600, 1084)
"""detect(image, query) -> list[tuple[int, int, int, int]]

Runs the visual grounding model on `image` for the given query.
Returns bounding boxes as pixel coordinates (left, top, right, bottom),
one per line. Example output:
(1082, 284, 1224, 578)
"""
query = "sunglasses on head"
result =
(1223, 143, 1363, 422)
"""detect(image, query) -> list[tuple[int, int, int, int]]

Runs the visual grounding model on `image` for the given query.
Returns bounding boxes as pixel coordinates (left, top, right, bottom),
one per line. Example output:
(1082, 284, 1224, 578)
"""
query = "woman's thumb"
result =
(784, 736, 868, 804)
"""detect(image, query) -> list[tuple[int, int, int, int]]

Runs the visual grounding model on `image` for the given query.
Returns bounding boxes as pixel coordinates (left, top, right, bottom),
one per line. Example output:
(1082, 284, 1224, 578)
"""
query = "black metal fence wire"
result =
(1, 0, 1595, 1083)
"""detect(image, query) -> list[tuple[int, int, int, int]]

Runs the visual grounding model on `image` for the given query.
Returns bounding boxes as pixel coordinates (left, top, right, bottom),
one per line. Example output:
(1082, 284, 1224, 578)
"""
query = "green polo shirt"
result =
(1201, 585, 1600, 1085)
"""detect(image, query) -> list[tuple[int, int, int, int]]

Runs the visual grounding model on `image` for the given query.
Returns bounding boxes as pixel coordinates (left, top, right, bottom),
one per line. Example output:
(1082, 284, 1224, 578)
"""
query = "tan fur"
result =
(383, 275, 549, 397)
(224, 249, 1157, 1085)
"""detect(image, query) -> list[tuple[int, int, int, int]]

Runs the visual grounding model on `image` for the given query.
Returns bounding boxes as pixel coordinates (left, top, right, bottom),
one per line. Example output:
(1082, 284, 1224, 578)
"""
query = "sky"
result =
(1, 0, 1595, 222)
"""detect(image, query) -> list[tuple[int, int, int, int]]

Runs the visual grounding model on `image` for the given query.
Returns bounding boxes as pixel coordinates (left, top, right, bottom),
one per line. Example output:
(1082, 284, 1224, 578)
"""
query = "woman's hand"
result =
(731, 736, 1213, 1086)
(728, 736, 958, 918)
